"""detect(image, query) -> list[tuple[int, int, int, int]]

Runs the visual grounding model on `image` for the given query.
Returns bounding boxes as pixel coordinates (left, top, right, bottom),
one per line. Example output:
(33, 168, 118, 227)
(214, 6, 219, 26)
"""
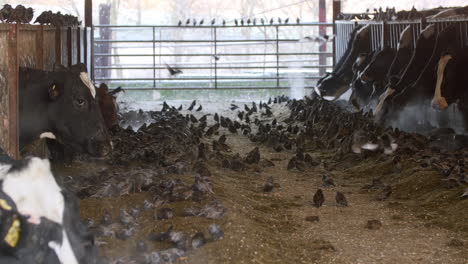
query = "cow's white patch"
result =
(358, 24, 371, 36)
(422, 24, 435, 38)
(398, 26, 412, 50)
(39, 132, 57, 140)
(362, 142, 379, 151)
(313, 86, 322, 97)
(48, 230, 79, 264)
(375, 88, 395, 115)
(323, 96, 336, 101)
(430, 9, 457, 19)
(2, 158, 63, 224)
(0, 164, 11, 179)
(80, 72, 96, 99)
(355, 55, 367, 67)
(432, 54, 452, 110)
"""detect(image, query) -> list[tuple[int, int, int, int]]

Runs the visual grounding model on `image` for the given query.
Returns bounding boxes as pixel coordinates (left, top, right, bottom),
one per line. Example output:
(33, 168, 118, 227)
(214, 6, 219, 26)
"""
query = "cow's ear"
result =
(48, 83, 63, 101)
(53, 64, 68, 72)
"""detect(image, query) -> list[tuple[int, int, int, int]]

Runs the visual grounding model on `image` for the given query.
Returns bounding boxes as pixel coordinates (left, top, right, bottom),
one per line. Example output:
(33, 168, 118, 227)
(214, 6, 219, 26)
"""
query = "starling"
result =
(313, 189, 325, 208)
(178, 20, 182, 26)
(0, 4, 13, 22)
(222, 19, 226, 26)
(196, 105, 203, 111)
(214, 113, 219, 122)
(177, 105, 183, 110)
(234, 19, 238, 26)
(188, 100, 196, 111)
(211, 18, 215, 25)
(335, 192, 348, 207)
(322, 175, 336, 187)
(261, 18, 265, 25)
(296, 17, 300, 24)
(193, 19, 197, 26)
(186, 18, 190, 25)
(277, 17, 282, 24)
(263, 176, 274, 192)
(241, 19, 244, 26)
(247, 18, 251, 25)
(230, 104, 239, 110)
(245, 147, 260, 164)
(165, 64, 182, 76)
(284, 17, 289, 24)
(375, 185, 392, 201)
(253, 18, 256, 25)
(270, 18, 274, 24)
(287, 157, 296, 170)
(199, 19, 204, 25)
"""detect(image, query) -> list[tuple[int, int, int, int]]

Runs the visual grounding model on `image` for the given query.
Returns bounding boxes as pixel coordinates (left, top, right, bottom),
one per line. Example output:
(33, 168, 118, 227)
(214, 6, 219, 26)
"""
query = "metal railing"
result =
(91, 23, 334, 90)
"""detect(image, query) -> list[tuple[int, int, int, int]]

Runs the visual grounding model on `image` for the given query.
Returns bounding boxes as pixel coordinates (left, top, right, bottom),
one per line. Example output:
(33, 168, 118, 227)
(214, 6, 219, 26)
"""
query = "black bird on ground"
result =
(313, 189, 325, 208)
(263, 176, 274, 192)
(230, 104, 239, 110)
(214, 113, 219, 122)
(322, 175, 336, 187)
(165, 64, 182, 76)
(196, 105, 203, 111)
(336, 192, 348, 207)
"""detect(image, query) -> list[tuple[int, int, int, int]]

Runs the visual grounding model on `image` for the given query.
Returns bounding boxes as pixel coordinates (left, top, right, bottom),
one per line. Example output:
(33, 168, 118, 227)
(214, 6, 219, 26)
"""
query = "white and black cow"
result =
(377, 25, 461, 124)
(0, 149, 100, 264)
(374, 24, 438, 122)
(19, 63, 111, 157)
(316, 24, 372, 99)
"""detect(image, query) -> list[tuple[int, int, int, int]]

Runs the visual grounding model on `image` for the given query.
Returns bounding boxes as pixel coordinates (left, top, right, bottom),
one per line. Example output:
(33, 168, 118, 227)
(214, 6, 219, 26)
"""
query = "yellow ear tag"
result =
(5, 219, 20, 247)
(0, 199, 12, 211)
(52, 84, 56, 90)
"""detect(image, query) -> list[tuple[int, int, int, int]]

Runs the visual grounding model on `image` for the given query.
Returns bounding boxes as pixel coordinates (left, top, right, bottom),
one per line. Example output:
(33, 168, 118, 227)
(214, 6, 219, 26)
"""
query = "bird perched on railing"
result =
(7, 4, 26, 23)
(296, 17, 300, 24)
(301, 34, 335, 43)
(34, 10, 52, 24)
(185, 18, 190, 25)
(193, 19, 197, 26)
(240, 19, 244, 26)
(211, 18, 215, 25)
(178, 20, 182, 26)
(165, 64, 183, 76)
(253, 18, 256, 25)
(284, 17, 289, 24)
(199, 19, 204, 25)
(247, 18, 251, 25)
(234, 19, 238, 26)
(0, 4, 12, 22)
(277, 17, 282, 24)
(222, 19, 226, 26)
(261, 18, 265, 25)
(269, 18, 274, 24)
(24, 7, 34, 23)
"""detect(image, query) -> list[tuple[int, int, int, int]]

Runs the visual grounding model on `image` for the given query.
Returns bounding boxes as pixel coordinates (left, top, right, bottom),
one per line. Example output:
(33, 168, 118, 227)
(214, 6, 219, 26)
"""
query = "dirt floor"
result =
(54, 100, 468, 263)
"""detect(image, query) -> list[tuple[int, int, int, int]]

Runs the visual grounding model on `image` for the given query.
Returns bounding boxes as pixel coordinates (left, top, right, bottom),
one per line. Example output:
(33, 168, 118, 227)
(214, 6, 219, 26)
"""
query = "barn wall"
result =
(0, 24, 88, 159)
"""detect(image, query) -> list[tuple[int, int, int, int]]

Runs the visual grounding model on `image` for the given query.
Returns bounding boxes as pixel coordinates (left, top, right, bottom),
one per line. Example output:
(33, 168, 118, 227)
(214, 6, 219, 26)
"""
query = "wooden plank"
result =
(55, 27, 62, 65)
(36, 25, 45, 70)
(7, 24, 19, 159)
(67, 27, 72, 67)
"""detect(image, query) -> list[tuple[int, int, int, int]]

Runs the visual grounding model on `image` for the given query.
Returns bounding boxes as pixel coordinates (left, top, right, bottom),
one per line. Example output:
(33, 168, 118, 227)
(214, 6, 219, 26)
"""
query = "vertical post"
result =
(67, 27, 73, 67)
(152, 26, 156, 89)
(76, 27, 81, 63)
(90, 26, 95, 80)
(332, 0, 341, 66)
(8, 24, 19, 159)
(381, 21, 388, 48)
(318, 0, 326, 75)
(276, 25, 279, 88)
(85, 0, 93, 27)
(36, 25, 45, 70)
(214, 27, 217, 89)
(84, 27, 88, 67)
(55, 28, 62, 65)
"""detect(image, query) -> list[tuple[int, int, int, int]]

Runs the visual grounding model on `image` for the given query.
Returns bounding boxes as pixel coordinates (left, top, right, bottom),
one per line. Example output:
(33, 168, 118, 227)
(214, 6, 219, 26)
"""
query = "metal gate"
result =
(91, 23, 333, 91)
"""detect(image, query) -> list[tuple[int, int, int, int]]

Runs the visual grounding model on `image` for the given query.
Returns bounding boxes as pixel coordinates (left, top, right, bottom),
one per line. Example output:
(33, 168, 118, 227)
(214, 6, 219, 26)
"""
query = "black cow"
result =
(375, 24, 438, 122)
(384, 26, 414, 84)
(431, 46, 468, 129)
(0, 150, 100, 263)
(316, 24, 371, 99)
(348, 51, 375, 108)
(19, 64, 111, 157)
(352, 46, 397, 109)
(380, 25, 461, 126)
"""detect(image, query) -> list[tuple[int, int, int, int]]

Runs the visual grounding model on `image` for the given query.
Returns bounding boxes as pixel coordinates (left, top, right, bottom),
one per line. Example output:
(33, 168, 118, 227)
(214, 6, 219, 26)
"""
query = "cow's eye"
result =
(76, 98, 85, 106)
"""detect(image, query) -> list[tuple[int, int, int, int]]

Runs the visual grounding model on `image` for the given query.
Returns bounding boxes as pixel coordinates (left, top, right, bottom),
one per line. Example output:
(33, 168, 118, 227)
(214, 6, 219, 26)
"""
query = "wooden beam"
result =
(8, 24, 19, 159)
(85, 0, 93, 27)
(55, 28, 62, 65)
(36, 25, 45, 70)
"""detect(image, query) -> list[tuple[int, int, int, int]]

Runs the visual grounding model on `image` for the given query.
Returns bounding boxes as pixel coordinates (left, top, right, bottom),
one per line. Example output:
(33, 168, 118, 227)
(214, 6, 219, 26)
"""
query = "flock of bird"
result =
(0, 4, 80, 27)
(177, 17, 301, 26)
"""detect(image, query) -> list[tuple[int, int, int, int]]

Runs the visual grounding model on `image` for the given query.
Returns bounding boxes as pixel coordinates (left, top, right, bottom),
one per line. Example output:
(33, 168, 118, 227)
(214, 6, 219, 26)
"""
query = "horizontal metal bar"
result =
(94, 52, 334, 57)
(109, 86, 316, 91)
(96, 76, 325, 81)
(94, 39, 310, 43)
(95, 65, 333, 70)
(94, 22, 333, 28)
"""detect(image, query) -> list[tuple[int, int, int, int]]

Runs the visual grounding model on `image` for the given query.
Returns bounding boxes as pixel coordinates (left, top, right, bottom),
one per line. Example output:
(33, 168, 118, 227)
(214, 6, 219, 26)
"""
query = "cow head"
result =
(360, 47, 396, 83)
(47, 64, 112, 157)
(96, 83, 121, 131)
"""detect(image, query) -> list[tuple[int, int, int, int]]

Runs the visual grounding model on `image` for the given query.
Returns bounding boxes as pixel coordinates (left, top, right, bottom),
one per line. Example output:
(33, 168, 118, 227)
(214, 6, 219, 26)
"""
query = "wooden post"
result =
(36, 25, 45, 70)
(85, 0, 93, 27)
(55, 28, 62, 65)
(332, 0, 341, 66)
(318, 0, 327, 75)
(67, 27, 73, 67)
(8, 24, 19, 159)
